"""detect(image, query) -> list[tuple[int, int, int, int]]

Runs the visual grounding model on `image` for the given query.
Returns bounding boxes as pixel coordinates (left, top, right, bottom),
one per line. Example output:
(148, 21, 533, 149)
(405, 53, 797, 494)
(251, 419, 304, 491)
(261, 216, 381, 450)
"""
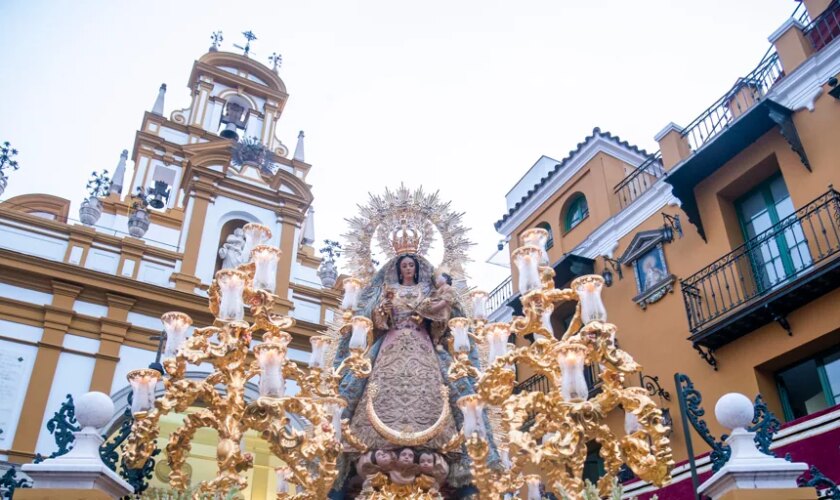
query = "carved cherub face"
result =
(398, 448, 415, 466)
(418, 452, 435, 472)
(374, 449, 395, 467)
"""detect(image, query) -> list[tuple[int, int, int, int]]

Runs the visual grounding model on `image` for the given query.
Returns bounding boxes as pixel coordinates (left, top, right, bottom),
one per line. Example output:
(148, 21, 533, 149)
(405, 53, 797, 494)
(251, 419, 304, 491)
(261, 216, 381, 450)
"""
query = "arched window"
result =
(536, 221, 554, 249)
(563, 194, 589, 232)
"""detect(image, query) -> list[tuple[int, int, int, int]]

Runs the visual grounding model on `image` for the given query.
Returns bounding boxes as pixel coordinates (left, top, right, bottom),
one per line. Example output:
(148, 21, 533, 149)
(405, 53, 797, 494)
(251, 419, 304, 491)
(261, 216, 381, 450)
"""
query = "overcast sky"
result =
(0, 0, 797, 290)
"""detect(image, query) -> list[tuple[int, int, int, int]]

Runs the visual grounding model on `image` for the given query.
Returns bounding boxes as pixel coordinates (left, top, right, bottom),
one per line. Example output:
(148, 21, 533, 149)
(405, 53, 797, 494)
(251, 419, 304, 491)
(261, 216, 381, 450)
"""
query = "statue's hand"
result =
(218, 247, 227, 259)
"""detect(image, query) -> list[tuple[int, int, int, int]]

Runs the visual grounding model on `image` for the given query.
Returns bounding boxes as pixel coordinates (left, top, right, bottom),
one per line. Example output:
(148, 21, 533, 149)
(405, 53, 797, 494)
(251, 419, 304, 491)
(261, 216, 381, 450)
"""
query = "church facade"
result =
(0, 44, 339, 497)
(490, 0, 840, 497)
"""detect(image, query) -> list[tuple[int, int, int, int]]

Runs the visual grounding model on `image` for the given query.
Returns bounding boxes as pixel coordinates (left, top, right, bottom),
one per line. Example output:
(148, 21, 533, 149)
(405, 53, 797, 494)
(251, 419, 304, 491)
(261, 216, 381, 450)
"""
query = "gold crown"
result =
(391, 221, 421, 256)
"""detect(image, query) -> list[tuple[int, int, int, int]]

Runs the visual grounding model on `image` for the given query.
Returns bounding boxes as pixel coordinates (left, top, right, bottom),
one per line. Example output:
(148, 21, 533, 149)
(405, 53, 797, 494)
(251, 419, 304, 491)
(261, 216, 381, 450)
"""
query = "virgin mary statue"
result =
(329, 186, 497, 496)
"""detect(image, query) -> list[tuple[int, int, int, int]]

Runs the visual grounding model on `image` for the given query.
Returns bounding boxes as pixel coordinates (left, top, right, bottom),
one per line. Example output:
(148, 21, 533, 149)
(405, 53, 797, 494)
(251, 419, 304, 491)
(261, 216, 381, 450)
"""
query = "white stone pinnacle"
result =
(293, 130, 305, 162)
(152, 83, 166, 116)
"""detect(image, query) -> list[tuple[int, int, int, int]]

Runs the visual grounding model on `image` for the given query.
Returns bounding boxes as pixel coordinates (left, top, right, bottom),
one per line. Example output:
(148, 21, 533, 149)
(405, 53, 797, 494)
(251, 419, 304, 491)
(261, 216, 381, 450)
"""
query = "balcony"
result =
(614, 152, 665, 210)
(681, 189, 840, 352)
(805, 0, 840, 51)
(487, 275, 513, 314)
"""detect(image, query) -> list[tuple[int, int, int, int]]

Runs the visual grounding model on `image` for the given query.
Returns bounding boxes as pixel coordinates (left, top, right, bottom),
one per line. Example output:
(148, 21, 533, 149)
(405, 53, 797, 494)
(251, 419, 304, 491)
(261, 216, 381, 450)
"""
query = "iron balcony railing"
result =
(805, 0, 840, 51)
(681, 188, 840, 333)
(614, 152, 665, 210)
(487, 275, 513, 314)
(681, 50, 784, 153)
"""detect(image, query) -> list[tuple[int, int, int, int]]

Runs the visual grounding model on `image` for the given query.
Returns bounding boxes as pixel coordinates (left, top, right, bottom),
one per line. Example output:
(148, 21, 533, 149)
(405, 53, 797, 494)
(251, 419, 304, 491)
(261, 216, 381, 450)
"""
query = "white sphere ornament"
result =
(75, 391, 115, 429)
(715, 392, 754, 431)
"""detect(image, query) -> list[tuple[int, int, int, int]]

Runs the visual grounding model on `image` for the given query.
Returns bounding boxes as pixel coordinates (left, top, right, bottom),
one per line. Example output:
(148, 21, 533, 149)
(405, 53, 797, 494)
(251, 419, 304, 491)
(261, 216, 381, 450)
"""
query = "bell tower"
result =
(93, 32, 317, 314)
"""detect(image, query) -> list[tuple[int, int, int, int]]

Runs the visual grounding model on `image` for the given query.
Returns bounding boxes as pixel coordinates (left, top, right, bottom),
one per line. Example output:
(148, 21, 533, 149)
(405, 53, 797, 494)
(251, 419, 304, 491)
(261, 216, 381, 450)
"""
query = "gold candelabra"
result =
(122, 224, 372, 499)
(444, 228, 674, 499)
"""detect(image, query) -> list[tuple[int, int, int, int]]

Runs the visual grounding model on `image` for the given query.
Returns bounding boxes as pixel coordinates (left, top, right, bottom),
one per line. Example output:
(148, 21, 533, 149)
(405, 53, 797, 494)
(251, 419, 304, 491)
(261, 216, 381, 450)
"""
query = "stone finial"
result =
(293, 130, 305, 162)
(697, 392, 811, 500)
(109, 149, 128, 196)
(151, 83, 167, 116)
(22, 392, 133, 498)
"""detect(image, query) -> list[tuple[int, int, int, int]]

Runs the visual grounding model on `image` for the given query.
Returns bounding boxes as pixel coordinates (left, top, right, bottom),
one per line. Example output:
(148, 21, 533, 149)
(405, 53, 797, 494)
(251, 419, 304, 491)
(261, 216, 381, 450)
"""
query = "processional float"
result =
(122, 186, 673, 499)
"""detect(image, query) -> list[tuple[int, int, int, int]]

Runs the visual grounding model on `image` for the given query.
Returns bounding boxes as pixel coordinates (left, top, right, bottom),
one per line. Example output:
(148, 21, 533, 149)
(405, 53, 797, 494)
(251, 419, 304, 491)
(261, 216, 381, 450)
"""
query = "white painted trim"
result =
(768, 17, 807, 44)
(497, 136, 651, 236)
(768, 32, 840, 111)
(654, 122, 685, 142)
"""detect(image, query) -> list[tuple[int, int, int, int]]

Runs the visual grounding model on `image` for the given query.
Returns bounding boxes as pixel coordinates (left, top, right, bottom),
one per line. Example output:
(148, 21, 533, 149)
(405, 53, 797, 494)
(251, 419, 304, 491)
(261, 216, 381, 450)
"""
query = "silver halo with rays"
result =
(342, 184, 474, 284)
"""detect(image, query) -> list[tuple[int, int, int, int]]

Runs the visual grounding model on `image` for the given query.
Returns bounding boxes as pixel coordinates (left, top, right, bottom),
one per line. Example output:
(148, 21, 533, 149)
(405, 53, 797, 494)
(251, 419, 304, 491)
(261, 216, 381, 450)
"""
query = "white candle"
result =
(624, 410, 641, 434)
(127, 369, 160, 414)
(572, 275, 607, 324)
(309, 337, 328, 368)
(216, 269, 246, 321)
(458, 398, 478, 437)
(485, 323, 510, 365)
(525, 475, 542, 500)
(469, 290, 488, 321)
(275, 467, 290, 494)
(520, 227, 550, 265)
(349, 316, 371, 350)
(256, 344, 285, 398)
(341, 278, 362, 311)
(512, 245, 542, 293)
(449, 318, 471, 353)
(559, 344, 589, 401)
(251, 245, 281, 292)
(242, 223, 272, 262)
(161, 311, 192, 357)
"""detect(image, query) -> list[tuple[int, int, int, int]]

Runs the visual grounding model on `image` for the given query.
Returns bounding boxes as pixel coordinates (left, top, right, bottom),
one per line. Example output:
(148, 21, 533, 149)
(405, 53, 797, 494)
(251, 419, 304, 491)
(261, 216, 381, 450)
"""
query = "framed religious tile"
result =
(619, 229, 676, 309)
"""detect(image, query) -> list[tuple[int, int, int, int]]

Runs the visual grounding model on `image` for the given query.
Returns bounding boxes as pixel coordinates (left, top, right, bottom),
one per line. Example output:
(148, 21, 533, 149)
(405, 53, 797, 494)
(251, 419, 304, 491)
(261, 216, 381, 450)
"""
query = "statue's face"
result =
(375, 449, 393, 466)
(400, 258, 416, 284)
(398, 448, 414, 464)
(419, 453, 434, 470)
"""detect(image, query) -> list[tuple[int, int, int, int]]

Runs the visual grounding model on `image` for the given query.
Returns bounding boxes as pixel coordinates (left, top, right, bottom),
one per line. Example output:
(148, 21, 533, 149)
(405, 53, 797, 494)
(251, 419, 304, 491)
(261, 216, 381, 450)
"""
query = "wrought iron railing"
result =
(614, 152, 665, 209)
(487, 275, 513, 314)
(681, 50, 784, 153)
(513, 373, 551, 394)
(805, 0, 840, 51)
(681, 188, 840, 333)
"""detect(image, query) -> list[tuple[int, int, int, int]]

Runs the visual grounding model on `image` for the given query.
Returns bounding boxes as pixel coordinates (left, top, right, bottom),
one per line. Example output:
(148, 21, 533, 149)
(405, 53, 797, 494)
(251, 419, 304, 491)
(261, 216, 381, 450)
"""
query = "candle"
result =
(251, 245, 281, 291)
(558, 344, 589, 401)
(525, 474, 542, 500)
(161, 311, 192, 357)
(255, 344, 285, 398)
(127, 368, 161, 415)
(458, 397, 478, 437)
(323, 398, 346, 442)
(349, 316, 372, 350)
(520, 227, 550, 265)
(485, 323, 510, 365)
(625, 410, 641, 434)
(572, 275, 607, 324)
(512, 245, 542, 293)
(309, 337, 328, 368)
(242, 223, 272, 262)
(341, 278, 362, 311)
(215, 269, 247, 321)
(469, 290, 488, 321)
(541, 307, 554, 337)
(448, 318, 471, 353)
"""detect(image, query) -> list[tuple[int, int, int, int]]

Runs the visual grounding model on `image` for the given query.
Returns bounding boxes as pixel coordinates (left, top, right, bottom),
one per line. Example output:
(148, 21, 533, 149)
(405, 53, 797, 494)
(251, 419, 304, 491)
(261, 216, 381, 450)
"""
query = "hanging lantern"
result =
(572, 274, 607, 324)
(161, 311, 192, 358)
(251, 245, 281, 291)
(215, 269, 247, 321)
(127, 368, 161, 415)
(512, 245, 543, 294)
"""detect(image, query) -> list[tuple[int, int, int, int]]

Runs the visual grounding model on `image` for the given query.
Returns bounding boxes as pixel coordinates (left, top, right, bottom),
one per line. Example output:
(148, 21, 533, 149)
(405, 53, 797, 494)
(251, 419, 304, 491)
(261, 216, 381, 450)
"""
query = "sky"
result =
(0, 0, 798, 291)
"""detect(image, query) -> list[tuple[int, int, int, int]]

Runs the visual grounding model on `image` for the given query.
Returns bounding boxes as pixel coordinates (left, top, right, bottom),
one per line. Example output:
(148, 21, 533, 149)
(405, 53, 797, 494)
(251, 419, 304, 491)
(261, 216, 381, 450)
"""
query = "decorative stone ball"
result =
(715, 392, 754, 431)
(75, 391, 115, 429)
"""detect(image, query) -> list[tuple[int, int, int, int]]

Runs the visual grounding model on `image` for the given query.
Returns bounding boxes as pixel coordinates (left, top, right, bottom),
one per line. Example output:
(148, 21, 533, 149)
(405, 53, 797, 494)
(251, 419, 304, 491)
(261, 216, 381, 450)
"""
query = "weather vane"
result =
(269, 52, 283, 73)
(209, 31, 223, 52)
(234, 30, 258, 57)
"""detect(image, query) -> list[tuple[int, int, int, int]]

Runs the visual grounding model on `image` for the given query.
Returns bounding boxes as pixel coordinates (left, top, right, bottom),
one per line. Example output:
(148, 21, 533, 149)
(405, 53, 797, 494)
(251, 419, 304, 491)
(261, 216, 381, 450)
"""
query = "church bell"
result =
(148, 180, 170, 209)
(220, 122, 239, 140)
